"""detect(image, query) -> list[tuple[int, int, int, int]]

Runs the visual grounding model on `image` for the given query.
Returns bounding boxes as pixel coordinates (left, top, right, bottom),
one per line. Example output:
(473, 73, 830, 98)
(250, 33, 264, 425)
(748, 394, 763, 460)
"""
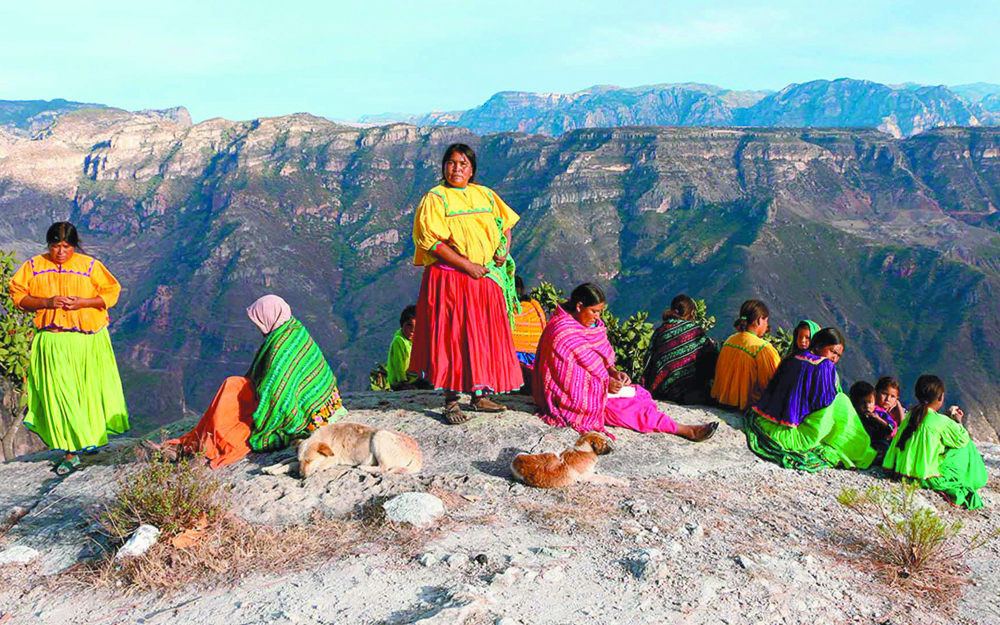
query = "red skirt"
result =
(409, 264, 523, 394)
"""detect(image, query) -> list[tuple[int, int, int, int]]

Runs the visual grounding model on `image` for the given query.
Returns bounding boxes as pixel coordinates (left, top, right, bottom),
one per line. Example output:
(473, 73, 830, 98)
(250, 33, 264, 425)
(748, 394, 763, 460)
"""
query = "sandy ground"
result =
(0, 390, 997, 625)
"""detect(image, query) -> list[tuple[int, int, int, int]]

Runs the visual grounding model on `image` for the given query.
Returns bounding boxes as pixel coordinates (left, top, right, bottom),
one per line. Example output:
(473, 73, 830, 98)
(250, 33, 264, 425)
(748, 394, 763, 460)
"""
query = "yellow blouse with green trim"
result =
(412, 183, 520, 266)
(9, 253, 121, 333)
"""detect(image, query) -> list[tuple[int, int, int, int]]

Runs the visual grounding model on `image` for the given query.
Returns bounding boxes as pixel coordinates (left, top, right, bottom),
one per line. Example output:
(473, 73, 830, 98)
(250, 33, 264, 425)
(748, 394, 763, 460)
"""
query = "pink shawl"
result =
(247, 295, 292, 335)
(532, 305, 615, 435)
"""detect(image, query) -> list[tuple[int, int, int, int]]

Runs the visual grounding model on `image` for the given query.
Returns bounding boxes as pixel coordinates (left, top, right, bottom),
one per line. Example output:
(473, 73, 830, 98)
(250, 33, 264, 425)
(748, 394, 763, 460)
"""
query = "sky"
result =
(2, 0, 998, 123)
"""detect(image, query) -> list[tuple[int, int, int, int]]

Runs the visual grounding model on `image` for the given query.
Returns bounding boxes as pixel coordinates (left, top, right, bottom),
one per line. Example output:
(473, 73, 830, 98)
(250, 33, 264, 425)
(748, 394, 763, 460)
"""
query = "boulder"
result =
(382, 492, 445, 526)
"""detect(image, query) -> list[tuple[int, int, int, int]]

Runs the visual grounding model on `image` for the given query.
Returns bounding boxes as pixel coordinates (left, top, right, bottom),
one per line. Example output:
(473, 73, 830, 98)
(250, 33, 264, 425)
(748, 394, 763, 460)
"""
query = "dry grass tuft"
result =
(517, 484, 622, 534)
(836, 483, 998, 610)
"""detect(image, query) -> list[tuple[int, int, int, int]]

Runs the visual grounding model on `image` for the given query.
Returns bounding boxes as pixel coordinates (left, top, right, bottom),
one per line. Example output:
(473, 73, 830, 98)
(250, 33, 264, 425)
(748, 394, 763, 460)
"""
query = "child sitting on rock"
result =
(386, 305, 432, 391)
(874, 375, 906, 429)
(850, 380, 897, 456)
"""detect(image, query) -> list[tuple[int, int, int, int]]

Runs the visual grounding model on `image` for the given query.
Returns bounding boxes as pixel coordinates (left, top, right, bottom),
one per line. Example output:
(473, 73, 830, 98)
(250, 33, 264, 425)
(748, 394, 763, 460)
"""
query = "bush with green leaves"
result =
(762, 326, 793, 355)
(100, 454, 225, 540)
(602, 309, 654, 382)
(692, 298, 715, 332)
(837, 483, 997, 595)
(0, 251, 34, 392)
(528, 281, 565, 317)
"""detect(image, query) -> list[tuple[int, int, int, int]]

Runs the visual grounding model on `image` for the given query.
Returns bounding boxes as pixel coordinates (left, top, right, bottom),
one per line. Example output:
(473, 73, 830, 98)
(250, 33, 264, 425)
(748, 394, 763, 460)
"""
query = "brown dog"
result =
(510, 432, 624, 488)
(261, 422, 422, 478)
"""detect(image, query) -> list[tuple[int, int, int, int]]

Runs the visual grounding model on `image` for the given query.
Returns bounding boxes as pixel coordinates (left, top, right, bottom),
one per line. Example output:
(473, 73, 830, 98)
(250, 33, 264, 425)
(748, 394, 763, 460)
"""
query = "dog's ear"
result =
(316, 442, 335, 456)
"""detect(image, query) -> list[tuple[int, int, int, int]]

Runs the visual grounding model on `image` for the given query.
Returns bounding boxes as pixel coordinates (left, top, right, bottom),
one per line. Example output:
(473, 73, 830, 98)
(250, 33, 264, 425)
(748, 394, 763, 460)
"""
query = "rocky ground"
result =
(0, 390, 997, 625)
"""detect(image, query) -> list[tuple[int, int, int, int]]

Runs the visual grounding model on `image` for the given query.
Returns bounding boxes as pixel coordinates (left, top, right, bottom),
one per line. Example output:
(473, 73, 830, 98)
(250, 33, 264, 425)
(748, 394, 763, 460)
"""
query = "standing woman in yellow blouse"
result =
(410, 143, 524, 424)
(8, 222, 129, 475)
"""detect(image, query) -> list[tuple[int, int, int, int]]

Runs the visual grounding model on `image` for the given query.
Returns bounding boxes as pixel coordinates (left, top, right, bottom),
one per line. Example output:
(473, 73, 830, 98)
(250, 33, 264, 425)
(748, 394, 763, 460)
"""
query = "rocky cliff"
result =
(1, 108, 1000, 440)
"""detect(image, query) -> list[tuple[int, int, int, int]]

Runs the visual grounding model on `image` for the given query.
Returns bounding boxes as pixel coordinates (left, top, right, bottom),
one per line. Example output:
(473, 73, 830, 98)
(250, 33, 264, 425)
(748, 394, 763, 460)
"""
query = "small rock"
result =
(382, 492, 445, 526)
(418, 552, 443, 567)
(667, 541, 683, 555)
(116, 524, 161, 559)
(495, 618, 518, 625)
(491, 567, 521, 587)
(446, 553, 469, 569)
(736, 554, 755, 569)
(522, 569, 538, 582)
(800, 554, 815, 567)
(474, 553, 489, 566)
(626, 548, 664, 580)
(0, 545, 39, 565)
(686, 523, 704, 539)
(537, 546, 571, 559)
(623, 499, 650, 516)
(541, 566, 565, 582)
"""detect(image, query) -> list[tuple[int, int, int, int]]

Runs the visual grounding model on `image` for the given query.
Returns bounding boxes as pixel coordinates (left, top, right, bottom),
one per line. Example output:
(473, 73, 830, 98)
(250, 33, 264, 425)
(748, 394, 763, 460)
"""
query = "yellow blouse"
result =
(711, 331, 781, 410)
(9, 253, 121, 333)
(412, 183, 520, 266)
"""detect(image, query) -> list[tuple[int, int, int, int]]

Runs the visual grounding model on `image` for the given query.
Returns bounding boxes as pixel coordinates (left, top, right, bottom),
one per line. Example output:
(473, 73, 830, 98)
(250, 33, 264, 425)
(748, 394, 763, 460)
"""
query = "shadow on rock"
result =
(472, 446, 526, 479)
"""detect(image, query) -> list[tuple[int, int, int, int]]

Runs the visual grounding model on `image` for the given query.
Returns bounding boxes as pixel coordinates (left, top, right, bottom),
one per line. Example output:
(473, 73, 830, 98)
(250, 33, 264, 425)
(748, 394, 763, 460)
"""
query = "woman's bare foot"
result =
(675, 422, 718, 442)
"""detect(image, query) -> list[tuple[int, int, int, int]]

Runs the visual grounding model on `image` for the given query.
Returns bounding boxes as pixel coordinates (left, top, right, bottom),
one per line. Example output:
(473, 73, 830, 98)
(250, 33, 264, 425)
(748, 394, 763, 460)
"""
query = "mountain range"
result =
(359, 79, 1000, 138)
(1, 95, 1000, 442)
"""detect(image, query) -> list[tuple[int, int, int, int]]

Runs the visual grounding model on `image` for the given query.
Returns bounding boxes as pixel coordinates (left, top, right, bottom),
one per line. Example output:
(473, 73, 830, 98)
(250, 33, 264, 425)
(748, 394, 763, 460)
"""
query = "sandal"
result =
(443, 401, 472, 425)
(55, 455, 81, 476)
(688, 422, 719, 443)
(470, 397, 506, 413)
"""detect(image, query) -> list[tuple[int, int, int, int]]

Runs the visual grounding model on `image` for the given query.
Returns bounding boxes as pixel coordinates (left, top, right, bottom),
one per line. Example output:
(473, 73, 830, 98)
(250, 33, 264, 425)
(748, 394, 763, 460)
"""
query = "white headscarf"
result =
(246, 295, 292, 335)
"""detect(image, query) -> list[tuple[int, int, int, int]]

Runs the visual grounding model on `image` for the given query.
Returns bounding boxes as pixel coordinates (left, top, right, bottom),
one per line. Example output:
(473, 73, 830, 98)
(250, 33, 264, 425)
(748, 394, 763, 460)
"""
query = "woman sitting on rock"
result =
(152, 295, 346, 468)
(883, 375, 988, 509)
(533, 283, 717, 442)
(711, 299, 781, 410)
(641, 294, 718, 405)
(745, 328, 875, 472)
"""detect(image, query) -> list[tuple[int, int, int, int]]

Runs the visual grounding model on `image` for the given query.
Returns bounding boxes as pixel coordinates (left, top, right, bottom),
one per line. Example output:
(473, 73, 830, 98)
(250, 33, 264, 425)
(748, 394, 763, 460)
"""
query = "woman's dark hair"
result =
(809, 327, 845, 353)
(849, 381, 875, 416)
(399, 304, 417, 327)
(515, 276, 531, 302)
(566, 282, 605, 310)
(662, 294, 696, 322)
(733, 299, 769, 332)
(441, 143, 477, 184)
(46, 222, 81, 250)
(875, 375, 901, 394)
(896, 375, 945, 451)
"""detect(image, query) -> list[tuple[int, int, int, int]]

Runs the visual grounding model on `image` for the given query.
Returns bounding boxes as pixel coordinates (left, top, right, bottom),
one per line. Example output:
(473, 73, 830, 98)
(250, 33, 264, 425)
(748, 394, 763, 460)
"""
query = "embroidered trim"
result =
(30, 258, 96, 278)
(429, 241, 442, 253)
(445, 207, 494, 217)
(722, 334, 771, 358)
(38, 323, 107, 334)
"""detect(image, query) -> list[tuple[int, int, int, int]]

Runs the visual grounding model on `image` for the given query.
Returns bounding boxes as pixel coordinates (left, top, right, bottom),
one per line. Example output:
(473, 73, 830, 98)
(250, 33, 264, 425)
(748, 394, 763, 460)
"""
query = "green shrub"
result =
(99, 455, 225, 540)
(368, 362, 390, 391)
(762, 326, 793, 355)
(602, 309, 654, 382)
(837, 483, 997, 593)
(529, 281, 565, 317)
(692, 298, 715, 332)
(0, 251, 34, 391)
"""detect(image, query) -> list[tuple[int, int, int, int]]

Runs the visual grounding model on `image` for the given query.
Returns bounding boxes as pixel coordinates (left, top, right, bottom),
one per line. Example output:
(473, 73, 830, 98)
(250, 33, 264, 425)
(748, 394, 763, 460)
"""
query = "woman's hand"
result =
(493, 250, 508, 265)
(49, 296, 72, 309)
(946, 405, 965, 423)
(608, 378, 624, 394)
(609, 368, 631, 386)
(62, 296, 103, 311)
(463, 262, 488, 280)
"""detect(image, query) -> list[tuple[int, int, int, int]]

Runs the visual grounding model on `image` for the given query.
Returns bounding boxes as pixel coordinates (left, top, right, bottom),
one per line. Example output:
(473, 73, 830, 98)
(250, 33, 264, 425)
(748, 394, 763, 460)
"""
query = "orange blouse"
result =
(9, 253, 121, 333)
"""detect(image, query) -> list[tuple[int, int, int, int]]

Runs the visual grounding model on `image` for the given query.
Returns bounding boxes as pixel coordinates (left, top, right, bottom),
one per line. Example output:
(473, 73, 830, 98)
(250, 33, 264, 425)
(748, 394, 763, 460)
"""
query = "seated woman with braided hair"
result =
(883, 375, 988, 509)
(533, 283, 717, 442)
(711, 299, 781, 410)
(148, 295, 346, 468)
(745, 328, 875, 472)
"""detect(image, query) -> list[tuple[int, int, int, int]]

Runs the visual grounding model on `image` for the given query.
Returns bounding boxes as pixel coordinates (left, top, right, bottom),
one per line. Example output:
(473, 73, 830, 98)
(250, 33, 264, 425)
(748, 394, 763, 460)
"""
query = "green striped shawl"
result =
(246, 317, 345, 451)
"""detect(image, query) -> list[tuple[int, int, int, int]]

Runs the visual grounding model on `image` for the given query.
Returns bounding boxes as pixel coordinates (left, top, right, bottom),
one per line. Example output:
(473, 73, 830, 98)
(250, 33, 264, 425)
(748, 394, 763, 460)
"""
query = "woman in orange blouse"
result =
(410, 143, 523, 423)
(8, 222, 129, 475)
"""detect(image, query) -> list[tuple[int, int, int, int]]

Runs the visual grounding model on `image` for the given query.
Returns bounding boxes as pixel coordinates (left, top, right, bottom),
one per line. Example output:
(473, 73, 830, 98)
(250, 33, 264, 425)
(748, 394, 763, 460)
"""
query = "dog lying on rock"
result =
(261, 422, 422, 478)
(510, 432, 625, 488)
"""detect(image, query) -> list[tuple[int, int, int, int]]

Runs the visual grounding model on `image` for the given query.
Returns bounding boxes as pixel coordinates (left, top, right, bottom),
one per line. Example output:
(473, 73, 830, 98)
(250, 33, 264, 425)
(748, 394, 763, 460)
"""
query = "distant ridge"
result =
(359, 78, 1000, 138)
(0, 99, 191, 137)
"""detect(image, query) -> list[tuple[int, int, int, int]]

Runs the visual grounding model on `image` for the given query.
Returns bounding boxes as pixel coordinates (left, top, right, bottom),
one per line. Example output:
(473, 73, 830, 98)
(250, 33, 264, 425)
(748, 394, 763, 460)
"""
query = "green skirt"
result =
(923, 441, 989, 510)
(24, 328, 129, 454)
(745, 410, 833, 472)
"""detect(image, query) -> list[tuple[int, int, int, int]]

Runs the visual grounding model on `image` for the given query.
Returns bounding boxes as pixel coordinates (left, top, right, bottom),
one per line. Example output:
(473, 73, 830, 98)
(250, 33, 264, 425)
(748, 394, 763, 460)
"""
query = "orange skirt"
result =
(166, 376, 257, 469)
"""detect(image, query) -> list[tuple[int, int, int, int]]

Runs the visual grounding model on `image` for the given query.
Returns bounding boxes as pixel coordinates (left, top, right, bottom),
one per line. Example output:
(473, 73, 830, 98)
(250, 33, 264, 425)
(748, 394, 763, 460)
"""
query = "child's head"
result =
(849, 381, 876, 416)
(399, 305, 417, 340)
(515, 275, 531, 302)
(914, 374, 945, 410)
(874, 376, 901, 411)
(663, 294, 696, 322)
(792, 319, 818, 352)
(734, 299, 769, 336)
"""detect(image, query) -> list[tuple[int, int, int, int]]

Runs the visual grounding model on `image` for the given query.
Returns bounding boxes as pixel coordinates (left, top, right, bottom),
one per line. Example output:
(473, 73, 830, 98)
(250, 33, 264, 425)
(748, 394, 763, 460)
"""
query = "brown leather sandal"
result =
(443, 401, 472, 424)
(687, 422, 719, 443)
(470, 396, 506, 413)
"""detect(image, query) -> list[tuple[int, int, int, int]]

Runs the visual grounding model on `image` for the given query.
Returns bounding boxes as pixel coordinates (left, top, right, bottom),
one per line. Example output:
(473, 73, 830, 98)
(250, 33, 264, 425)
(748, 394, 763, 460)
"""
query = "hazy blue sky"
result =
(2, 0, 997, 122)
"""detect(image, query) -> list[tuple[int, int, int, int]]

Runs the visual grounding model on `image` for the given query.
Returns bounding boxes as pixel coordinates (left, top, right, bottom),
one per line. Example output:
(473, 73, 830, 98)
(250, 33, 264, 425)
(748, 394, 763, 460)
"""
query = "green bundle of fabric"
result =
(484, 216, 521, 330)
(744, 410, 833, 472)
(246, 318, 344, 451)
